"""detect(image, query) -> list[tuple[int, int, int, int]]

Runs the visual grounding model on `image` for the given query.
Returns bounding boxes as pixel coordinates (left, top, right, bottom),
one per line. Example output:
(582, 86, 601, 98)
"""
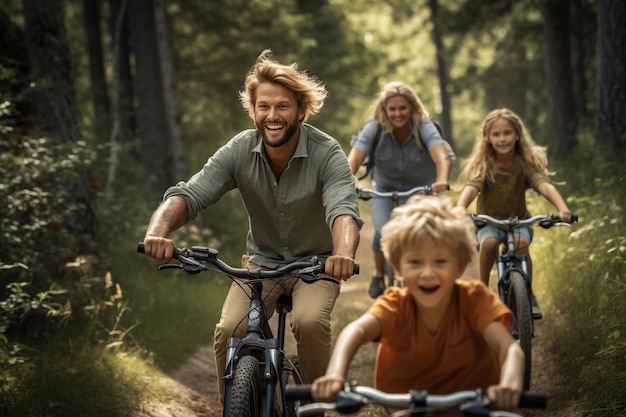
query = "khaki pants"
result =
(213, 259, 341, 404)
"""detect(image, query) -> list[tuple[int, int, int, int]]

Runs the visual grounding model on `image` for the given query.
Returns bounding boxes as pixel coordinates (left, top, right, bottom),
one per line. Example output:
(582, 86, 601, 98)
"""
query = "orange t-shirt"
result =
(367, 280, 512, 394)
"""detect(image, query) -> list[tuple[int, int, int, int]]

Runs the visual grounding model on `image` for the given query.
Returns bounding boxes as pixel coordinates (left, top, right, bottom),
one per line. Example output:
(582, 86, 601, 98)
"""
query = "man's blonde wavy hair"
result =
(239, 50, 328, 123)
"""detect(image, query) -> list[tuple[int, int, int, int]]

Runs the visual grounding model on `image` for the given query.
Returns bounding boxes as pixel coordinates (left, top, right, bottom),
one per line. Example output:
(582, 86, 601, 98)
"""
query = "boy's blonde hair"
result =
(239, 50, 328, 123)
(457, 108, 552, 186)
(381, 195, 476, 270)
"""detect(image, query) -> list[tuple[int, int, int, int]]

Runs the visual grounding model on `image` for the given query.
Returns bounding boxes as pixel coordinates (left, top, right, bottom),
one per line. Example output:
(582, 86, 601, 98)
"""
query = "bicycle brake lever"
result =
(159, 263, 183, 270)
(299, 265, 323, 284)
(159, 255, 206, 274)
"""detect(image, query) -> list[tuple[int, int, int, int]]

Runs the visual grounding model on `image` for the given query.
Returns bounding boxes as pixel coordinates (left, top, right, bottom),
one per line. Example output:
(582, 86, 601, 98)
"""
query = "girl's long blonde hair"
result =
(458, 108, 552, 185)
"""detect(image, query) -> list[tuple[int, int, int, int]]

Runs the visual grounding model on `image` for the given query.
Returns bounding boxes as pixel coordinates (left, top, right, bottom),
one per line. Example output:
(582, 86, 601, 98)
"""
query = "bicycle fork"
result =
(223, 283, 293, 416)
(496, 255, 536, 337)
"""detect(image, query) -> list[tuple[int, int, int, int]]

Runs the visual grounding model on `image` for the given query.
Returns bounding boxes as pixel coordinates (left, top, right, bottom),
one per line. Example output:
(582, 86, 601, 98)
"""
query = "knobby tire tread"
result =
(508, 271, 533, 389)
(227, 355, 263, 417)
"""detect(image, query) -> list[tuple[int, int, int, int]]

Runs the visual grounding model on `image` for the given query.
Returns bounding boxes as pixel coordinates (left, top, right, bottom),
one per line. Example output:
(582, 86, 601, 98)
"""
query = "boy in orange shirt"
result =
(311, 195, 524, 411)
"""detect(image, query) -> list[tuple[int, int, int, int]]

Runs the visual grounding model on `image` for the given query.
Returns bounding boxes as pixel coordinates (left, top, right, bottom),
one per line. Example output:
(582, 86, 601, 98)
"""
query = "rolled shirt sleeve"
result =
(163, 124, 362, 268)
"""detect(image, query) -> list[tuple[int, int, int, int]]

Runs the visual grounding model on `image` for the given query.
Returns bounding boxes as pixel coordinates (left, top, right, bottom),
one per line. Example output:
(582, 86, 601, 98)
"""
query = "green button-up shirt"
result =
(163, 123, 362, 269)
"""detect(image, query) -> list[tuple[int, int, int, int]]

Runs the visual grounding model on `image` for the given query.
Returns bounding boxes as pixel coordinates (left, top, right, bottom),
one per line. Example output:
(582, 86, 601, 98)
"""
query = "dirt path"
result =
(136, 221, 582, 416)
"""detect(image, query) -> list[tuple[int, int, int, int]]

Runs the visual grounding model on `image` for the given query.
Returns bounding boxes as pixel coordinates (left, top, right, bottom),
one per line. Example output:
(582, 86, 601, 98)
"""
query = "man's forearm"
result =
(145, 196, 189, 238)
(332, 215, 360, 259)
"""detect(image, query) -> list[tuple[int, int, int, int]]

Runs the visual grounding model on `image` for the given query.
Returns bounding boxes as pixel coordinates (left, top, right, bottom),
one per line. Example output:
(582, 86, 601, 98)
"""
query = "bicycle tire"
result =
(226, 355, 263, 417)
(280, 354, 305, 417)
(507, 271, 533, 389)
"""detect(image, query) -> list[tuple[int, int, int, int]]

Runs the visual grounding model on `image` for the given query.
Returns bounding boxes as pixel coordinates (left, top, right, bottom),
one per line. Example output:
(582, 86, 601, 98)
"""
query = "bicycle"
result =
(285, 382, 547, 417)
(137, 242, 359, 417)
(469, 214, 578, 389)
(356, 185, 435, 289)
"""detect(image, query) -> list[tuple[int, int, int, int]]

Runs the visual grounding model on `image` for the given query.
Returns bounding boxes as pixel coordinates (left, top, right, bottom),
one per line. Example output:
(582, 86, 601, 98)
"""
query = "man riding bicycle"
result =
(141, 50, 362, 407)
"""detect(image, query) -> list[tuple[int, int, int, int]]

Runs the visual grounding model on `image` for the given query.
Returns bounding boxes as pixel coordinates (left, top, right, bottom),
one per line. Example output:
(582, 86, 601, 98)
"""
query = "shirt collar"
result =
(252, 123, 309, 159)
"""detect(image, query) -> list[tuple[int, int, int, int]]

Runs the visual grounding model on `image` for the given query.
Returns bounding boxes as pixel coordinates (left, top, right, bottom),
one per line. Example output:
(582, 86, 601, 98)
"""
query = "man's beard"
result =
(258, 120, 299, 148)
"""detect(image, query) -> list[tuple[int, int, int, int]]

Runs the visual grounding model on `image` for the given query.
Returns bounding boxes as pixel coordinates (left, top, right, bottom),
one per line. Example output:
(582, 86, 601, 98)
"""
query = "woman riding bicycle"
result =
(456, 108, 572, 318)
(347, 81, 452, 298)
(141, 50, 362, 407)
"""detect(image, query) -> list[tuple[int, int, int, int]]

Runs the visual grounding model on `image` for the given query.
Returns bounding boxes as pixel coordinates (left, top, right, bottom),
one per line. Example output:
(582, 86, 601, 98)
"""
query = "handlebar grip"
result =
(285, 384, 313, 401)
(571, 214, 578, 223)
(137, 242, 181, 259)
(353, 264, 360, 275)
(519, 391, 547, 408)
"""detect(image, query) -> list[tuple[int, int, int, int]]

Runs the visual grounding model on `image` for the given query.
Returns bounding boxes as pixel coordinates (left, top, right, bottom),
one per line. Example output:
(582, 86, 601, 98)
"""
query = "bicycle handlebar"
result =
(137, 243, 359, 281)
(356, 185, 437, 201)
(285, 383, 547, 416)
(470, 213, 578, 230)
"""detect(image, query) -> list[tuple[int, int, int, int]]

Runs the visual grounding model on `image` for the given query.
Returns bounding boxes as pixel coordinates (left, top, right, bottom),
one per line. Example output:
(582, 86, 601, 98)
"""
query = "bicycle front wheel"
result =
(226, 355, 263, 417)
(280, 354, 305, 417)
(507, 271, 532, 389)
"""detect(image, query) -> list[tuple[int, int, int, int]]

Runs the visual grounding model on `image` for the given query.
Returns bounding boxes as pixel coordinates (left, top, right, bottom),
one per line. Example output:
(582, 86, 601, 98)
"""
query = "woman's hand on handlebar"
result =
(311, 374, 345, 403)
(431, 181, 450, 195)
(142, 236, 176, 264)
(325, 255, 356, 281)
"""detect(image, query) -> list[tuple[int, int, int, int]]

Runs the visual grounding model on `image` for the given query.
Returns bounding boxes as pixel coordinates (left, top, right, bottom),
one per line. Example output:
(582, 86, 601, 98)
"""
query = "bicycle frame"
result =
(223, 281, 298, 417)
(138, 243, 355, 417)
(495, 230, 534, 334)
(470, 214, 577, 389)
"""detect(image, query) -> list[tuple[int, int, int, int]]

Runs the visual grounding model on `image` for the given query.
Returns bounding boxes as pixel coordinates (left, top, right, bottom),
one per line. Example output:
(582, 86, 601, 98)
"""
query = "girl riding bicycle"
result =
(456, 108, 572, 319)
(311, 196, 524, 412)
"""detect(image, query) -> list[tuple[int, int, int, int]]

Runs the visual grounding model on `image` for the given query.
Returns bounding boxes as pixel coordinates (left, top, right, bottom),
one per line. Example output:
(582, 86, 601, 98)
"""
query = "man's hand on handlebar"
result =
(142, 236, 176, 264)
(325, 255, 356, 281)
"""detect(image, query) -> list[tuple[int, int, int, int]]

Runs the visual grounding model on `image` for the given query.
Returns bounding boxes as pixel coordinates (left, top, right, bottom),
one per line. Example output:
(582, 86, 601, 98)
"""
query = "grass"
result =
(0, 237, 230, 417)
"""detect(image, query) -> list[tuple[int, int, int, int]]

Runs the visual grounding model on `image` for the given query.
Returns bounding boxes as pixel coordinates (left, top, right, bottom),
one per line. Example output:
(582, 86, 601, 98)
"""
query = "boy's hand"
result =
(487, 384, 521, 411)
(311, 375, 344, 403)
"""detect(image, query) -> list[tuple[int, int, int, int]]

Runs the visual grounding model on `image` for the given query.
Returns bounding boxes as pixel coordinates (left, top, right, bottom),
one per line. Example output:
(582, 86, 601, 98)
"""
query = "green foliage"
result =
(536, 143, 626, 413)
(0, 134, 96, 279)
(0, 343, 165, 417)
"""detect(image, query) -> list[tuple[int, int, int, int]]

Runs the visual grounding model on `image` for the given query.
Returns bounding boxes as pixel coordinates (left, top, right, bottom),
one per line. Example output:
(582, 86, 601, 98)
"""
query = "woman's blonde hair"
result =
(381, 195, 476, 270)
(458, 108, 551, 186)
(239, 50, 328, 123)
(369, 81, 430, 133)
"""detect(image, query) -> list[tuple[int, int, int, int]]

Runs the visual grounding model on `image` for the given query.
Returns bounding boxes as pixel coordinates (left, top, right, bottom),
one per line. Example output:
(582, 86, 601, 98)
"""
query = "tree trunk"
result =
(570, 0, 594, 120)
(428, 0, 454, 147)
(127, 0, 171, 191)
(154, 0, 188, 180)
(109, 0, 135, 143)
(22, 0, 96, 240)
(596, 0, 626, 144)
(82, 0, 111, 137)
(543, 0, 577, 157)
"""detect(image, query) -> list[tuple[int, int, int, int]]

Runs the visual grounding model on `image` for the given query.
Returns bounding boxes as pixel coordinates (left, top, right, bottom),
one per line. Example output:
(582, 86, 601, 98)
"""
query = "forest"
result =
(1, 0, 625, 416)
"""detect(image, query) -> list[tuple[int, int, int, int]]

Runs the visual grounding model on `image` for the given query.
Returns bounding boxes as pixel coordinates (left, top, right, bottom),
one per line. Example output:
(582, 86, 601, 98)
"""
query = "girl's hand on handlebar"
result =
(325, 255, 356, 281)
(431, 181, 450, 195)
(311, 374, 344, 403)
(142, 236, 176, 264)
(558, 210, 573, 224)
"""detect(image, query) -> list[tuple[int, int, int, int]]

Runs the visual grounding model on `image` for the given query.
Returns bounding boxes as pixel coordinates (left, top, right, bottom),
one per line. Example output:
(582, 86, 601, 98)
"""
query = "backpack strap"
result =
(358, 122, 383, 181)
